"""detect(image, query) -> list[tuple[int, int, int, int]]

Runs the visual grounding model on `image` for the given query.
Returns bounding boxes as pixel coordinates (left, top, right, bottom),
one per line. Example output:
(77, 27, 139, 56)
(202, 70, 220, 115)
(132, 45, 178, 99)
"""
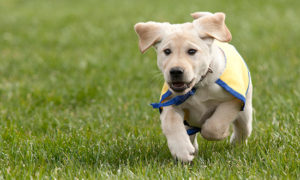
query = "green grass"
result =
(0, 0, 299, 179)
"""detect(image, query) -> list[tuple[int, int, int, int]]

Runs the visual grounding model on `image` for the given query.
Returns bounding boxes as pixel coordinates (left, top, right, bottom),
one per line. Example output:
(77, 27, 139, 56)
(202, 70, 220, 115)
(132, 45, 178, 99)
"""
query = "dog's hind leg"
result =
(230, 105, 252, 144)
(230, 83, 253, 144)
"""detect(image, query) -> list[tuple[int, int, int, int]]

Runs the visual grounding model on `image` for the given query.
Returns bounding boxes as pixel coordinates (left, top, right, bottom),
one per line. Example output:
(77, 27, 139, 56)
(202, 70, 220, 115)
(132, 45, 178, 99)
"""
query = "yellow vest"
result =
(155, 40, 250, 111)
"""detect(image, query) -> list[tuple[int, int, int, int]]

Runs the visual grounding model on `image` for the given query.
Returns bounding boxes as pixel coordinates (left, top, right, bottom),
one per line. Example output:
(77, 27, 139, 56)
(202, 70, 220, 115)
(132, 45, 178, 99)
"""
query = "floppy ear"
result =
(134, 22, 163, 53)
(193, 12, 232, 42)
(190, 12, 213, 19)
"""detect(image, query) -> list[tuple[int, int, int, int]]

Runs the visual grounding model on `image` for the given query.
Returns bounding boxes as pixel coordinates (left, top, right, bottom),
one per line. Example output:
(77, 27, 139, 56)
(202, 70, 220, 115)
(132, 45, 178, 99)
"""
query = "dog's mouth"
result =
(169, 79, 195, 93)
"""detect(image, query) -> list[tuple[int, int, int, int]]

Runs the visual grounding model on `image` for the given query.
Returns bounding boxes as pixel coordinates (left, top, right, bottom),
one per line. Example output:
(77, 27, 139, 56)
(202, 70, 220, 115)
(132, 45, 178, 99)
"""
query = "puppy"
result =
(134, 12, 252, 162)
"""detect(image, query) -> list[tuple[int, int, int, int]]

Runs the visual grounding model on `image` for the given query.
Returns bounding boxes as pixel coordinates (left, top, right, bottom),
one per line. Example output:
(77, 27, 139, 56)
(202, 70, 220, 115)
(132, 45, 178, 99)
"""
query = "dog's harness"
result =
(151, 40, 250, 136)
(151, 87, 202, 136)
(150, 86, 203, 136)
(150, 69, 212, 136)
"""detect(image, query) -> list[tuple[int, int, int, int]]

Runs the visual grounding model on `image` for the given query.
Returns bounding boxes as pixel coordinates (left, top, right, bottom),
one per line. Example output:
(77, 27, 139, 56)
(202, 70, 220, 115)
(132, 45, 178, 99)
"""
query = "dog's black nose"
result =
(170, 67, 184, 79)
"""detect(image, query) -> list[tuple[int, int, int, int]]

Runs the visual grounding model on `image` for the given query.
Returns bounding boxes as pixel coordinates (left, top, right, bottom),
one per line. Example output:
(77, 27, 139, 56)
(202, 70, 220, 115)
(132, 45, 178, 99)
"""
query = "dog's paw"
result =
(167, 135, 195, 162)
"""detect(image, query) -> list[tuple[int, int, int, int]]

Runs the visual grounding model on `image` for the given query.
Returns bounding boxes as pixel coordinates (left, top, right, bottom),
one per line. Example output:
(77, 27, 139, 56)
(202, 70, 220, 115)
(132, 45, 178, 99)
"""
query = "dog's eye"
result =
(163, 49, 172, 55)
(187, 49, 197, 55)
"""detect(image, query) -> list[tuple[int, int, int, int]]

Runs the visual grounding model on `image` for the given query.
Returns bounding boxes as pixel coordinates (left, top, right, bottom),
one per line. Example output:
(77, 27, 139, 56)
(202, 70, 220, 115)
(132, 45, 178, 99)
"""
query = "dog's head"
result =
(134, 12, 231, 95)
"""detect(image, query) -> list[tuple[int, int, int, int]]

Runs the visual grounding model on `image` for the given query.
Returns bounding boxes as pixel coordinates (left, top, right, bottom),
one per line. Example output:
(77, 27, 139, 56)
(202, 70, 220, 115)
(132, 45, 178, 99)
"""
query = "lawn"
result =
(0, 0, 299, 179)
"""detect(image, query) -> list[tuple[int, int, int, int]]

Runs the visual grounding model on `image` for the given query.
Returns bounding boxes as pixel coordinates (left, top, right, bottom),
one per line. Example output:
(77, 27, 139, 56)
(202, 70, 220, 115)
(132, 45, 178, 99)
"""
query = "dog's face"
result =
(135, 12, 231, 95)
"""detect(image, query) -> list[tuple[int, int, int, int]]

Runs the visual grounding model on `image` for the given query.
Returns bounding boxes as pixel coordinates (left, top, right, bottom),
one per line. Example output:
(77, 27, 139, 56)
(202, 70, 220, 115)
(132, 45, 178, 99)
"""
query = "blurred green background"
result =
(0, 0, 299, 179)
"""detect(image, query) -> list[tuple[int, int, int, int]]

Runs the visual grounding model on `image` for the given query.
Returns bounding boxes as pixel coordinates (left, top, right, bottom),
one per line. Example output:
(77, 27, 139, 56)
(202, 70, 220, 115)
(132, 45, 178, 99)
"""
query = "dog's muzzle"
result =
(168, 66, 213, 92)
(169, 67, 190, 92)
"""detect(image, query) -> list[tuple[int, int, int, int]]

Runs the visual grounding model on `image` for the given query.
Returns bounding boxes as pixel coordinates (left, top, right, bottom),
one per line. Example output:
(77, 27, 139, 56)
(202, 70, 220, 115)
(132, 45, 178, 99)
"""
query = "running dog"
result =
(134, 12, 252, 162)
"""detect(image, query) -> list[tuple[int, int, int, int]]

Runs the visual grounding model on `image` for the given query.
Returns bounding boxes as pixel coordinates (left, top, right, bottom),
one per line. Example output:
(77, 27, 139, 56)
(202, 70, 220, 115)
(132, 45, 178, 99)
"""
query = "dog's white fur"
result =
(134, 12, 252, 162)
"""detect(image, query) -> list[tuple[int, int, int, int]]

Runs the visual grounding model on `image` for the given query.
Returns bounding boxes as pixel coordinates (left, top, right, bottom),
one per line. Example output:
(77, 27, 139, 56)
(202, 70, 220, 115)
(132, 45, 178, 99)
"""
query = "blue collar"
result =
(151, 87, 197, 109)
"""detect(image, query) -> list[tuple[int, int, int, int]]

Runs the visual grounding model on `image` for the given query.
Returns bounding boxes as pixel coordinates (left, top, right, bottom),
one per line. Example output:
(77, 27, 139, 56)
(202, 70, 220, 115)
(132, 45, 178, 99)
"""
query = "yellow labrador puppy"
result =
(134, 12, 252, 162)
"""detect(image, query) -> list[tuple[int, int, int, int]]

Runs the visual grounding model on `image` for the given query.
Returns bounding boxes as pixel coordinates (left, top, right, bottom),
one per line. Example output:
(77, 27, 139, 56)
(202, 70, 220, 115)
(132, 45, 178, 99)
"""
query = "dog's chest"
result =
(179, 83, 231, 127)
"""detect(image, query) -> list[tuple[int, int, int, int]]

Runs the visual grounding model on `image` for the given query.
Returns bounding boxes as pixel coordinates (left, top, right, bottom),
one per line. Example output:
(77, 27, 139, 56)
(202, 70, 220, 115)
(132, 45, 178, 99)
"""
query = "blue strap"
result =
(159, 90, 172, 103)
(151, 88, 201, 136)
(186, 128, 201, 135)
(184, 120, 201, 135)
(151, 88, 197, 108)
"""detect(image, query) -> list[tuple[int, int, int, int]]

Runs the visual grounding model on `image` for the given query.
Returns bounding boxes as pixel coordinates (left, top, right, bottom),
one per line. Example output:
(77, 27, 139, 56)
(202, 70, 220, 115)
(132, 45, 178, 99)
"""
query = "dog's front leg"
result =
(160, 106, 195, 162)
(201, 99, 241, 141)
